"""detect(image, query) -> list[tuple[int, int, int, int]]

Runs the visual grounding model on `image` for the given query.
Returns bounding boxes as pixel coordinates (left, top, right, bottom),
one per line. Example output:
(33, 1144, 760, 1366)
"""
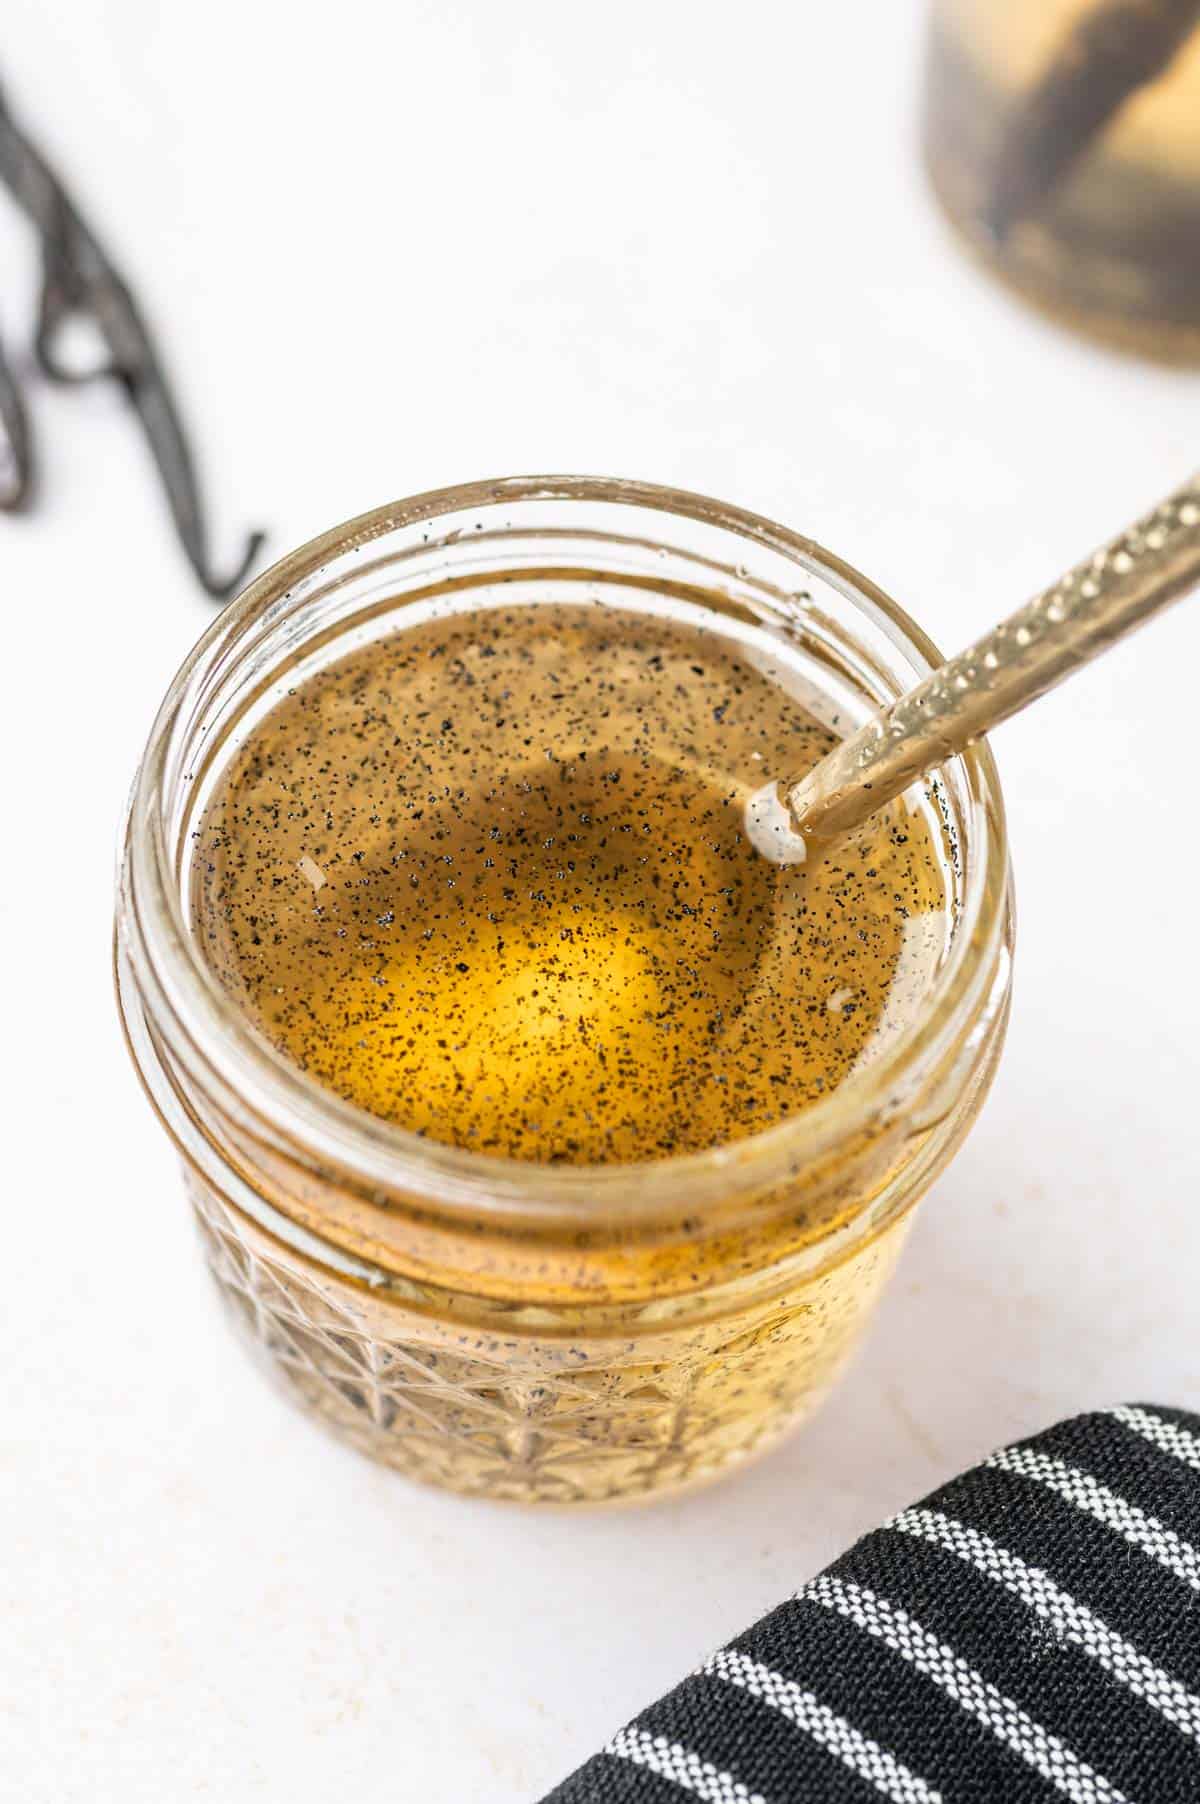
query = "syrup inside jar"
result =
(190, 595, 951, 1164)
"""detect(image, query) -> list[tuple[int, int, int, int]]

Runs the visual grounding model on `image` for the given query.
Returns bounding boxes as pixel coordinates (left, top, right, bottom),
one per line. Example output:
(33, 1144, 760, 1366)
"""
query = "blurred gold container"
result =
(925, 0, 1200, 359)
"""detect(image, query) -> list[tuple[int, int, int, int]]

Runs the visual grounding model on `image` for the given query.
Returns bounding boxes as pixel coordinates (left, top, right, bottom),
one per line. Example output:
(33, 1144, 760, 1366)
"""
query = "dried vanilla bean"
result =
(0, 328, 32, 510)
(0, 80, 264, 597)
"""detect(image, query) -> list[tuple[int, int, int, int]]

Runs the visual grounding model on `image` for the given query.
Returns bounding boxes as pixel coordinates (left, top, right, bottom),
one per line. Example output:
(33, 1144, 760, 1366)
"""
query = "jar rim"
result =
(120, 474, 1012, 1221)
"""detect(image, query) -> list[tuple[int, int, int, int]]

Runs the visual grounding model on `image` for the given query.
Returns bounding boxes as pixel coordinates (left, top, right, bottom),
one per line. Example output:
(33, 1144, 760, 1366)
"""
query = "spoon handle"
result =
(784, 473, 1200, 842)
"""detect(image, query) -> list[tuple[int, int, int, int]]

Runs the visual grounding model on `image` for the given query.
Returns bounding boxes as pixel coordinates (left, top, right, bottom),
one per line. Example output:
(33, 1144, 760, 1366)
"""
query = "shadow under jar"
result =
(116, 477, 1013, 1506)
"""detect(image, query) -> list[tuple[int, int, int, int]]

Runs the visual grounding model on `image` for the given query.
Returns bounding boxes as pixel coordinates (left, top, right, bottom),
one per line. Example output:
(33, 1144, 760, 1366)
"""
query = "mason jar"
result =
(924, 0, 1200, 359)
(115, 476, 1014, 1506)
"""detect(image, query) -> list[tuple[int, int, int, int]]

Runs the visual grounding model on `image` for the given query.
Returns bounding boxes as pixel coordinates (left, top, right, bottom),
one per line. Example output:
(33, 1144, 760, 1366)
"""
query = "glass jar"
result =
(115, 476, 1013, 1506)
(924, 0, 1200, 360)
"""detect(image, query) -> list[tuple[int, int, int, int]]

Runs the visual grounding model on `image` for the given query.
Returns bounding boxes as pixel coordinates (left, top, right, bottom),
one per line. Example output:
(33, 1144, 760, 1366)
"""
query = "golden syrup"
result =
(192, 602, 947, 1164)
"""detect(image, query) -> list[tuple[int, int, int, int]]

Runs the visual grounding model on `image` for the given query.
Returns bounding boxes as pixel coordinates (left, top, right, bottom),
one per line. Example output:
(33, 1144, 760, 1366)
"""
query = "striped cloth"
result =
(541, 1405, 1200, 1803)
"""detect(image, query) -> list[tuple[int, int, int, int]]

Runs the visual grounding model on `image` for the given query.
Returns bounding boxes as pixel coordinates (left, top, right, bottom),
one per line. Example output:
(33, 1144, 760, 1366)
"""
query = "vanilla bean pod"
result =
(0, 81, 264, 597)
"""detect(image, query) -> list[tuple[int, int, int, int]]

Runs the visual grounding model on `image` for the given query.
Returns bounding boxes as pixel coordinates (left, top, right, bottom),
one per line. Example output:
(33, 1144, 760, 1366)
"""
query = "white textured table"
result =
(4, 3, 1198, 1799)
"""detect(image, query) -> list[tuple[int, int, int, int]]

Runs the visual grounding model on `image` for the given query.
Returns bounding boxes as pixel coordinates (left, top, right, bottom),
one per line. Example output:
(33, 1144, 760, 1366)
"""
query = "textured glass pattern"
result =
(190, 1175, 908, 1505)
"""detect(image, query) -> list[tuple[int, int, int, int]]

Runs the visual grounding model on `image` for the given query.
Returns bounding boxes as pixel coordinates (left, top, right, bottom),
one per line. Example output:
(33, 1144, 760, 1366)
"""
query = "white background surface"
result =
(3, 3, 1199, 1799)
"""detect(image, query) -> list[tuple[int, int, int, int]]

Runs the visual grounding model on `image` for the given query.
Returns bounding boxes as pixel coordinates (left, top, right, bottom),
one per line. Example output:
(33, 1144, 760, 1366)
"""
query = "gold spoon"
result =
(747, 474, 1200, 862)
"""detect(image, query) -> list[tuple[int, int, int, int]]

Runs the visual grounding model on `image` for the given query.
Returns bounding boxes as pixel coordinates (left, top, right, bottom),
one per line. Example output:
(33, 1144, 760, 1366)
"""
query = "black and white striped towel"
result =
(541, 1405, 1200, 1803)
